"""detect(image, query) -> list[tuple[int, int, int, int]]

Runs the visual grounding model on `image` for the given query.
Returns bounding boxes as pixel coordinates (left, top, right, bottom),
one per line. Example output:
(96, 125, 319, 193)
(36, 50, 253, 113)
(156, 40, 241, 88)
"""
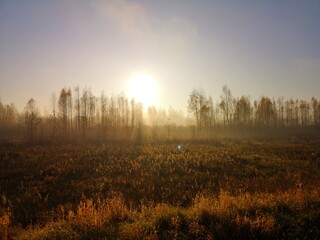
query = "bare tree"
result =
(234, 96, 251, 126)
(136, 103, 143, 145)
(124, 97, 130, 138)
(294, 99, 299, 126)
(67, 89, 73, 133)
(256, 96, 276, 127)
(299, 100, 309, 126)
(109, 95, 117, 138)
(311, 97, 320, 126)
(277, 97, 285, 127)
(0, 101, 4, 129)
(100, 92, 108, 138)
(88, 92, 95, 128)
(148, 106, 158, 141)
(188, 89, 200, 131)
(188, 88, 208, 134)
(0, 102, 18, 138)
(219, 85, 234, 125)
(74, 86, 81, 135)
(200, 104, 210, 129)
(24, 98, 40, 142)
(58, 88, 72, 136)
(81, 88, 90, 138)
(131, 98, 136, 133)
(50, 93, 57, 138)
(208, 96, 215, 126)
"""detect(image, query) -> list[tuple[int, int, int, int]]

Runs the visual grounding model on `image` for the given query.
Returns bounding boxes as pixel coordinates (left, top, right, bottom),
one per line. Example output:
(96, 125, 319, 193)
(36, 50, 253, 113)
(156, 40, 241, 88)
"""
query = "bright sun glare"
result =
(128, 74, 158, 107)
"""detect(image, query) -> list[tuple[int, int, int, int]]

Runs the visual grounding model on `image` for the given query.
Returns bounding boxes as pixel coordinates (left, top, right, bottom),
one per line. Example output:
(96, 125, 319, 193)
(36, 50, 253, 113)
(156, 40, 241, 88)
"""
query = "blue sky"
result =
(0, 0, 319, 112)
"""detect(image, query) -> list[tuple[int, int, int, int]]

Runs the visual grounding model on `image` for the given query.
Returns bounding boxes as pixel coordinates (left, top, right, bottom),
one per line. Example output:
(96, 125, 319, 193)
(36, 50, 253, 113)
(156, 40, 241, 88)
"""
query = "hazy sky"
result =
(0, 0, 319, 112)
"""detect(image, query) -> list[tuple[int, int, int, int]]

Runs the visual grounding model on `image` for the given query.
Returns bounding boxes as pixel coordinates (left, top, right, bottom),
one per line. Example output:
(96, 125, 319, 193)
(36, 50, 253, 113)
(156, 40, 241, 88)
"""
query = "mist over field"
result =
(1, 86, 319, 239)
(1, 1, 320, 239)
(1, 84, 320, 143)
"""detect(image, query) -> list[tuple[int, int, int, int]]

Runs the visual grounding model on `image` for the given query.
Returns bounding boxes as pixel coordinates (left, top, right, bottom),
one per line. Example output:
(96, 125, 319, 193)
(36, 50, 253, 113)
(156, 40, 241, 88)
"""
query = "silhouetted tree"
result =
(294, 99, 299, 126)
(188, 89, 208, 134)
(148, 106, 158, 141)
(131, 98, 136, 133)
(58, 88, 72, 135)
(277, 97, 285, 127)
(74, 86, 81, 134)
(81, 88, 90, 138)
(299, 100, 310, 126)
(136, 103, 143, 145)
(311, 97, 320, 126)
(219, 85, 233, 125)
(100, 92, 108, 138)
(50, 93, 57, 138)
(0, 101, 4, 134)
(234, 96, 251, 126)
(88, 92, 96, 128)
(2, 83, 320, 142)
(24, 98, 40, 142)
(256, 97, 276, 127)
(208, 96, 215, 126)
(0, 100, 4, 120)
(67, 89, 73, 133)
(0, 102, 18, 137)
(109, 95, 117, 138)
(124, 97, 130, 138)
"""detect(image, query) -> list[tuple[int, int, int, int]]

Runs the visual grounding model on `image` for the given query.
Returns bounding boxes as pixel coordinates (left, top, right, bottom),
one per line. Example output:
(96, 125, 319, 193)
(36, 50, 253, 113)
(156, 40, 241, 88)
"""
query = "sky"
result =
(0, 0, 319, 113)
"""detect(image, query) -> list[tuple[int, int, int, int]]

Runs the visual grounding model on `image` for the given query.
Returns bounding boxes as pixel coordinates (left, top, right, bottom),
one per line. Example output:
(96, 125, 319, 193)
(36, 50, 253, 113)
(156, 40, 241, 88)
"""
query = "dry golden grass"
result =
(13, 187, 320, 239)
(0, 209, 11, 240)
(1, 139, 319, 239)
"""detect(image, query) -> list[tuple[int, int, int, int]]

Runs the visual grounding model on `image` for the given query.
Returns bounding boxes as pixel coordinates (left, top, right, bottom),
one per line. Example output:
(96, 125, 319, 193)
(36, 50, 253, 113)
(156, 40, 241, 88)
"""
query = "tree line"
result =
(0, 85, 319, 143)
(187, 85, 320, 134)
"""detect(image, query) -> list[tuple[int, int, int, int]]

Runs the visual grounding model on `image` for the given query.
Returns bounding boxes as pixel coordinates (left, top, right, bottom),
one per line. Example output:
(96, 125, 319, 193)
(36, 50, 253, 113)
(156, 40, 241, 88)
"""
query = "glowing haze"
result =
(127, 73, 158, 107)
(0, 0, 319, 112)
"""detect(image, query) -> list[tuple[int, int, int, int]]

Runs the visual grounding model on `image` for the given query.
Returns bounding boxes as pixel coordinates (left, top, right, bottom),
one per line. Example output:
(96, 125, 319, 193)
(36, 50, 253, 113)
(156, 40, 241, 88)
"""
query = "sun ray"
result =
(127, 74, 158, 107)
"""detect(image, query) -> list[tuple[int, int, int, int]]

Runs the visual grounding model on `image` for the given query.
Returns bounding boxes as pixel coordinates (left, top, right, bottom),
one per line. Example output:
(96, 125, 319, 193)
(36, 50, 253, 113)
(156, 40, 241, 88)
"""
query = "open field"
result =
(0, 139, 320, 239)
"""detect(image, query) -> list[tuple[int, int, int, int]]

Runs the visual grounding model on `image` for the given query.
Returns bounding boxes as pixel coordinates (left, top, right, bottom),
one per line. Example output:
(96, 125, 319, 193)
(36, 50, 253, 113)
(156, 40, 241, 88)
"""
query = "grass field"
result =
(0, 139, 319, 239)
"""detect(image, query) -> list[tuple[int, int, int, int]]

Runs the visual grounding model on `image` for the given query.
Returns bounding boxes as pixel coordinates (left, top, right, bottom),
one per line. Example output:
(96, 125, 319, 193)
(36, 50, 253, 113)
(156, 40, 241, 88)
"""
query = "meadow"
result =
(0, 139, 319, 239)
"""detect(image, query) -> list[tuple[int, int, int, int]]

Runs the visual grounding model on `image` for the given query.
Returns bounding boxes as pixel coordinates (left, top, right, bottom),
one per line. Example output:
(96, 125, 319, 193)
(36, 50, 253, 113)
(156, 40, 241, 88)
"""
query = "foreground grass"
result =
(10, 189, 320, 239)
(0, 139, 320, 239)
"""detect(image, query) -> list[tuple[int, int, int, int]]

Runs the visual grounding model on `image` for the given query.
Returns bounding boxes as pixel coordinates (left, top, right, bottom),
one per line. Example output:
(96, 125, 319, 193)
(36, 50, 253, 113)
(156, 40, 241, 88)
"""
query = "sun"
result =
(127, 74, 158, 107)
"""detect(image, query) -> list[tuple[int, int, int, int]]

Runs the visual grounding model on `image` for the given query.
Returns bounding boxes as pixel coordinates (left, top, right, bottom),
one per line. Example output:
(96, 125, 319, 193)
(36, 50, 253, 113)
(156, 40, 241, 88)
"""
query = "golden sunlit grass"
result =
(1, 140, 319, 239)
(15, 188, 320, 239)
(0, 209, 11, 240)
